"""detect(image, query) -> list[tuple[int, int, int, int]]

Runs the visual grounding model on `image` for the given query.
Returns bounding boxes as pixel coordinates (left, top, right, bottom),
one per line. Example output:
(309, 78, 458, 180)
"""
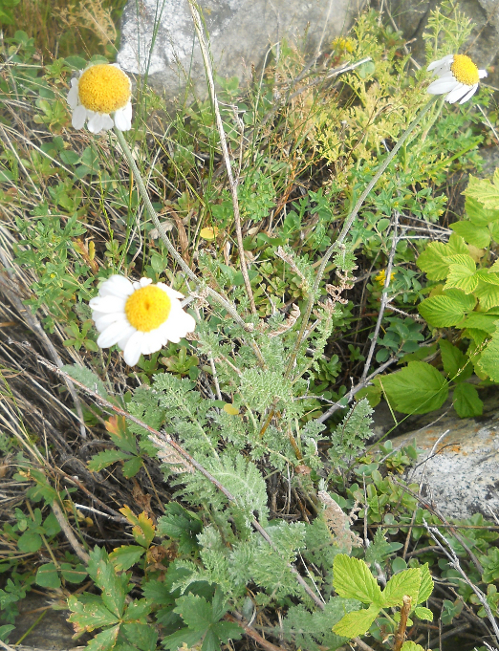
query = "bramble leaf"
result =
(453, 383, 483, 418)
(333, 554, 383, 606)
(416, 242, 451, 280)
(379, 362, 448, 415)
(382, 569, 421, 607)
(477, 323, 499, 381)
(414, 606, 433, 621)
(418, 563, 434, 603)
(439, 339, 471, 380)
(418, 291, 475, 327)
(332, 604, 379, 638)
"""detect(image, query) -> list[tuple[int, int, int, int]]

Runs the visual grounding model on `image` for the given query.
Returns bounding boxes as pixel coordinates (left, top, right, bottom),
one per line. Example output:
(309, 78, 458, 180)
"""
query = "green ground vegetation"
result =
(1, 2, 499, 651)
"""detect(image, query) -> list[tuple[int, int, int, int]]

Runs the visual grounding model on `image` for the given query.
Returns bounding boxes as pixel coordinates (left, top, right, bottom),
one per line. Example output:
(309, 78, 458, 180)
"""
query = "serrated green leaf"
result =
(382, 569, 421, 607)
(122, 622, 158, 651)
(465, 194, 499, 225)
(175, 593, 214, 630)
(416, 242, 451, 280)
(401, 643, 425, 651)
(157, 502, 202, 555)
(414, 606, 433, 622)
(447, 233, 469, 254)
(88, 450, 131, 472)
(109, 545, 145, 571)
(475, 282, 499, 310)
(444, 257, 478, 294)
(450, 221, 490, 248)
(477, 324, 499, 381)
(439, 340, 471, 380)
(333, 554, 383, 606)
(476, 270, 499, 286)
(379, 362, 448, 415)
(459, 312, 499, 334)
(122, 456, 143, 478)
(332, 604, 379, 638)
(163, 629, 204, 651)
(93, 558, 126, 618)
(453, 383, 483, 418)
(464, 173, 499, 210)
(417, 564, 434, 603)
(86, 625, 120, 651)
(419, 292, 475, 327)
(68, 595, 120, 631)
(36, 563, 61, 589)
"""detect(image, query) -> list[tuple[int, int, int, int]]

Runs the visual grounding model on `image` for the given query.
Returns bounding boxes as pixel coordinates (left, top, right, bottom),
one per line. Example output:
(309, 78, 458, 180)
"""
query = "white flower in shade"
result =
(67, 63, 132, 134)
(89, 275, 196, 366)
(427, 53, 487, 104)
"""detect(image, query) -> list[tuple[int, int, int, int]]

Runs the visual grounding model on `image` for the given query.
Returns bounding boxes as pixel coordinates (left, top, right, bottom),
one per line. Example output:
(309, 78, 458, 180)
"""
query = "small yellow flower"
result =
(90, 275, 196, 366)
(374, 269, 395, 286)
(67, 63, 132, 134)
(427, 54, 487, 104)
(332, 37, 354, 54)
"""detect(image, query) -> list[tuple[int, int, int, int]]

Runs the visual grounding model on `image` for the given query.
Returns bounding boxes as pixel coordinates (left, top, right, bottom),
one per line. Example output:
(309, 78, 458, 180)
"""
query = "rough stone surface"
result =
(390, 389, 499, 521)
(117, 0, 365, 100)
(387, 0, 499, 88)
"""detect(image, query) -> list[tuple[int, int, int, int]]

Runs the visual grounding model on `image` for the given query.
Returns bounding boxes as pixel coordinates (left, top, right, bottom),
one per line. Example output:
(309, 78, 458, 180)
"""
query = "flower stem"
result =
(114, 128, 266, 365)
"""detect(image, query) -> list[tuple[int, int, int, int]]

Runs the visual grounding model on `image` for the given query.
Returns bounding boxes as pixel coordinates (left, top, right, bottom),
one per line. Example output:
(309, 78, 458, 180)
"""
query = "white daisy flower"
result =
(427, 53, 487, 104)
(89, 275, 196, 366)
(67, 63, 133, 134)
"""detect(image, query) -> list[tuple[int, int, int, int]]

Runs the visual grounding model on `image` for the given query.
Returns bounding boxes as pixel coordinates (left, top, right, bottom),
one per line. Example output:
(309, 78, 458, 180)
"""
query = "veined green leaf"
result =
(332, 604, 379, 638)
(464, 171, 499, 210)
(382, 569, 421, 607)
(450, 221, 490, 248)
(465, 194, 499, 225)
(477, 323, 499, 381)
(109, 545, 145, 572)
(439, 339, 471, 380)
(416, 242, 451, 280)
(401, 642, 426, 651)
(444, 262, 477, 294)
(333, 554, 383, 606)
(476, 270, 499, 286)
(414, 606, 433, 622)
(453, 383, 483, 418)
(459, 312, 498, 334)
(379, 362, 448, 415)
(419, 291, 475, 328)
(417, 563, 434, 603)
(475, 282, 499, 310)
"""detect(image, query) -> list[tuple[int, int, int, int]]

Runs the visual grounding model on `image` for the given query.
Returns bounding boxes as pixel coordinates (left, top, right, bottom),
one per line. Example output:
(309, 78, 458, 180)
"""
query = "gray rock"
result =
(390, 389, 499, 520)
(117, 0, 365, 100)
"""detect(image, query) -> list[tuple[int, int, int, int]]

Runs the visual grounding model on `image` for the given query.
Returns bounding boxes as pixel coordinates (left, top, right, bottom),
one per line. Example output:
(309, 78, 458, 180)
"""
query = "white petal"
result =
(97, 320, 131, 348)
(100, 275, 134, 298)
(67, 79, 79, 109)
(157, 283, 184, 300)
(445, 83, 469, 103)
(88, 112, 113, 134)
(479, 69, 488, 79)
(427, 54, 453, 72)
(94, 313, 129, 332)
(142, 331, 164, 355)
(89, 295, 127, 313)
(123, 331, 146, 366)
(114, 102, 132, 131)
(427, 78, 459, 95)
(459, 84, 478, 104)
(117, 324, 137, 349)
(136, 277, 153, 289)
(72, 104, 87, 130)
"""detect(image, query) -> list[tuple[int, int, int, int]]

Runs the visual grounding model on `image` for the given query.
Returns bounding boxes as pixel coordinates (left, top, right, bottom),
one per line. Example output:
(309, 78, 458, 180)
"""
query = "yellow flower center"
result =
(451, 55, 479, 86)
(78, 64, 131, 114)
(125, 286, 171, 332)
